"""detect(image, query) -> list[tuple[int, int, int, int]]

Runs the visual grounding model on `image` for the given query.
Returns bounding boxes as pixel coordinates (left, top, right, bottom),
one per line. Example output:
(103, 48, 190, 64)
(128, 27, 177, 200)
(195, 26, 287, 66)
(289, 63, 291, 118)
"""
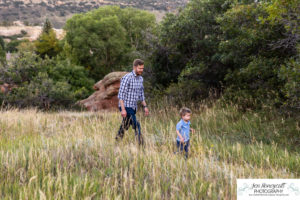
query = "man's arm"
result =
(118, 76, 129, 117)
(140, 83, 149, 116)
(141, 101, 149, 116)
(119, 99, 127, 118)
(118, 76, 128, 101)
(141, 101, 147, 107)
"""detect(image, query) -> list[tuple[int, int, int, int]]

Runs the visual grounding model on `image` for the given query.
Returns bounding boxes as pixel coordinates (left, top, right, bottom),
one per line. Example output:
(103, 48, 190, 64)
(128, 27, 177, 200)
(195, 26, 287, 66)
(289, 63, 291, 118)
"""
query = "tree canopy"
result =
(35, 19, 61, 58)
(64, 6, 156, 81)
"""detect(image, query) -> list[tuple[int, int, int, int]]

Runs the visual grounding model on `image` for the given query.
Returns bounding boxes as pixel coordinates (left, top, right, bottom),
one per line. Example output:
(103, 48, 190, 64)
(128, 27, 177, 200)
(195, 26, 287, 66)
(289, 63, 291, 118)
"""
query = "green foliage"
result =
(151, 0, 232, 91)
(5, 40, 24, 52)
(0, 51, 94, 109)
(0, 1, 297, 112)
(118, 7, 157, 56)
(7, 73, 73, 109)
(0, 36, 4, 50)
(64, 6, 156, 81)
(35, 20, 61, 58)
(0, 37, 5, 64)
(151, 0, 299, 112)
(0, 46, 5, 64)
(47, 58, 94, 99)
(218, 2, 298, 110)
(223, 57, 284, 109)
(264, 0, 299, 32)
(165, 63, 212, 104)
(278, 58, 300, 111)
(42, 18, 53, 34)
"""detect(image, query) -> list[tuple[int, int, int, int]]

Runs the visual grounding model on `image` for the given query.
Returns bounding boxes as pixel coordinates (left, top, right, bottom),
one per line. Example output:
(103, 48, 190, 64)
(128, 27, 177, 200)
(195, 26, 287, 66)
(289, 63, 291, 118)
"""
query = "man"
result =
(116, 59, 149, 145)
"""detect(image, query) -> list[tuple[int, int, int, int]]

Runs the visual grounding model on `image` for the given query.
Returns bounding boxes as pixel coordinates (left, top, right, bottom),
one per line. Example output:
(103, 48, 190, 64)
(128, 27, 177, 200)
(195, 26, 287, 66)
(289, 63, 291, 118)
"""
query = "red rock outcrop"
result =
(79, 71, 128, 111)
(0, 83, 17, 93)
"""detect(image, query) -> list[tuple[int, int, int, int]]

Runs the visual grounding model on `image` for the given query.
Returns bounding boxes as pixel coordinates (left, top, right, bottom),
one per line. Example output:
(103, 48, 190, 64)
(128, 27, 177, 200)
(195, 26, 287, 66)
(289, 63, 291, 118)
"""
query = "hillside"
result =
(0, 0, 188, 28)
(0, 21, 64, 41)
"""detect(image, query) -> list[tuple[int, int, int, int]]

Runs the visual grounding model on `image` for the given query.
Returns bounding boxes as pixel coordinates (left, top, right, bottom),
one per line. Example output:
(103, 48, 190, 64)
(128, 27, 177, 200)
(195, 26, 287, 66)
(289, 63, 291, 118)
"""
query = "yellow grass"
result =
(0, 104, 299, 199)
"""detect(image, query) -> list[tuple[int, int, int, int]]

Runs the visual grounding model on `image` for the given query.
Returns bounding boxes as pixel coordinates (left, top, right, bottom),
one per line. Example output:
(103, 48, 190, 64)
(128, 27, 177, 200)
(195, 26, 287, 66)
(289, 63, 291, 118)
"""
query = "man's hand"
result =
(121, 109, 127, 118)
(144, 107, 149, 116)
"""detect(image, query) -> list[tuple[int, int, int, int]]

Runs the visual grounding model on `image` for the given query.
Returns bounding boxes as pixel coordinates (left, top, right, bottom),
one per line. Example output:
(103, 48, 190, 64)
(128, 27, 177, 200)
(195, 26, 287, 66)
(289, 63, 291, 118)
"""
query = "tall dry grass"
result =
(0, 103, 299, 199)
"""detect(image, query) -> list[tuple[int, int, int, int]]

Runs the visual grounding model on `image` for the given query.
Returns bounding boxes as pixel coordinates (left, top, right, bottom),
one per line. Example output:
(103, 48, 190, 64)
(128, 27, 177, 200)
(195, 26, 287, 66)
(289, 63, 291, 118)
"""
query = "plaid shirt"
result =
(118, 70, 145, 110)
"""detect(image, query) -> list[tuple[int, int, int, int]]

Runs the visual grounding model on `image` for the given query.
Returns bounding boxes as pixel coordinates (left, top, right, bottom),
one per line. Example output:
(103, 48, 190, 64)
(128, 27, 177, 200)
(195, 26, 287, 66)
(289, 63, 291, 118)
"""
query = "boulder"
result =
(79, 71, 128, 111)
(0, 83, 17, 93)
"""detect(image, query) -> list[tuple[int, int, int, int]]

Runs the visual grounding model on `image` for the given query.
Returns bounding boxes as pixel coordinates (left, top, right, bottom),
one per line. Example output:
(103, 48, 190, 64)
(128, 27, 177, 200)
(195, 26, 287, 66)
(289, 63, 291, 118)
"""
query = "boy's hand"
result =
(191, 128, 195, 134)
(180, 137, 184, 143)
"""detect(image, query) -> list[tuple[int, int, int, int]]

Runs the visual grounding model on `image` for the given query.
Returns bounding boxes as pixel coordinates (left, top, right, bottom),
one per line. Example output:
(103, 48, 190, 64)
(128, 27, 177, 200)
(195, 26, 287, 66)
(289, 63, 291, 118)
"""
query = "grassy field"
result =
(0, 103, 299, 199)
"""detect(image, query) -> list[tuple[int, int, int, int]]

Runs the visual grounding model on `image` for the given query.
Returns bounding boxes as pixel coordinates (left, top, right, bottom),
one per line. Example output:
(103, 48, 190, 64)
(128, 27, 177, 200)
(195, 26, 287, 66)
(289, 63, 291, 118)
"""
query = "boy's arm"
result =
(176, 130, 184, 142)
(190, 128, 195, 134)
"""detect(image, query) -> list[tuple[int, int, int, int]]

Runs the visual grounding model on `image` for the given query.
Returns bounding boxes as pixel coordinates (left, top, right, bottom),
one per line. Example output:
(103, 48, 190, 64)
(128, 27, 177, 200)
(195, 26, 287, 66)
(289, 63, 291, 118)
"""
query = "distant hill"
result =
(0, 21, 64, 42)
(0, 0, 188, 28)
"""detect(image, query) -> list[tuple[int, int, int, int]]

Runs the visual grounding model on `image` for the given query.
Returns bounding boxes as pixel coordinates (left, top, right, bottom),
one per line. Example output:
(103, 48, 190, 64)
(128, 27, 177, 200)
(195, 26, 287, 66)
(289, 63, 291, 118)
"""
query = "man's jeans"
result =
(116, 107, 143, 145)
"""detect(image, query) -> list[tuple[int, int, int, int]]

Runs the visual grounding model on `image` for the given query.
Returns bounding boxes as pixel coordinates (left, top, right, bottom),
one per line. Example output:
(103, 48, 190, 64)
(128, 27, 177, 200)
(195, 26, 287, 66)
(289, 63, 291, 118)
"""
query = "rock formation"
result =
(0, 83, 17, 93)
(79, 71, 128, 111)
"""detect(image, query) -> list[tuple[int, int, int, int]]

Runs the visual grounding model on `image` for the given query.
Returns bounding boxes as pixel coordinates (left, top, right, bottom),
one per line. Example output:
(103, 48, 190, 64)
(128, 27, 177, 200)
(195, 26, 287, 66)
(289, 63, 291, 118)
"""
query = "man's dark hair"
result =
(133, 59, 144, 67)
(180, 107, 192, 116)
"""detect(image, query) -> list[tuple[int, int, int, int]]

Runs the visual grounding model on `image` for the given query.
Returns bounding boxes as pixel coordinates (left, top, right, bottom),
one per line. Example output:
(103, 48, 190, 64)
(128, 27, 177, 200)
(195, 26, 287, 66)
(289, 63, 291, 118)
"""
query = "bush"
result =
(0, 37, 5, 63)
(35, 19, 61, 58)
(64, 6, 156, 81)
(6, 40, 28, 52)
(223, 57, 285, 109)
(47, 58, 94, 99)
(0, 51, 94, 109)
(150, 0, 299, 114)
(278, 58, 300, 112)
(5, 73, 73, 109)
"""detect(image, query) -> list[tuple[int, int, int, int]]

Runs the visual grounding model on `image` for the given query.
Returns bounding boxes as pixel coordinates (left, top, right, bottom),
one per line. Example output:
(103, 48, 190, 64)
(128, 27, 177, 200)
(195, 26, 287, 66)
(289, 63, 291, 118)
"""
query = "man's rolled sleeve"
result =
(140, 85, 145, 101)
(118, 76, 128, 100)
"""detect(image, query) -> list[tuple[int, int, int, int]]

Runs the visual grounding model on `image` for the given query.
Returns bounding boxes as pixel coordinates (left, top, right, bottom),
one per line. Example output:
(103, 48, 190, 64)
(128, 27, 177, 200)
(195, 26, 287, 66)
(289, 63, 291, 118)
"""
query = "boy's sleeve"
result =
(176, 122, 182, 131)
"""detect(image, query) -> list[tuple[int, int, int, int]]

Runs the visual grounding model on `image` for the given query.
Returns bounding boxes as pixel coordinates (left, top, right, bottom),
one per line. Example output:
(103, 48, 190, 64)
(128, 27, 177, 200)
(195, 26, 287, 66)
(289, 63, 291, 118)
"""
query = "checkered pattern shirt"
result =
(118, 70, 145, 110)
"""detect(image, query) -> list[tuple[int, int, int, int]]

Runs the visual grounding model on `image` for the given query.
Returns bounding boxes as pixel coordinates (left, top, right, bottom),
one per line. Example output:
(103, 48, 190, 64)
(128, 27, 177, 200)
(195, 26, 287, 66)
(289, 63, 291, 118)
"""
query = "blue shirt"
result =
(118, 70, 145, 110)
(176, 119, 191, 142)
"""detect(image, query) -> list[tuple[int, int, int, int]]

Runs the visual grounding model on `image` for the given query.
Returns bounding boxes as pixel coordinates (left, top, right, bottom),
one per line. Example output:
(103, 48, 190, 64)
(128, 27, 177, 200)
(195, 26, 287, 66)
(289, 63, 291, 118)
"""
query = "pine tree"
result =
(42, 18, 52, 34)
(35, 19, 60, 58)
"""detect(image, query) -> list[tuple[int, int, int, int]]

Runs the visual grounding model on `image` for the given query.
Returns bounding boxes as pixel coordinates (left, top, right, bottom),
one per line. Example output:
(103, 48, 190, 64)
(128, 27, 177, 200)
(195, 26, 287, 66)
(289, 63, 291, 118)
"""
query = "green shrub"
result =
(0, 37, 5, 64)
(0, 51, 94, 109)
(64, 6, 156, 81)
(278, 58, 300, 112)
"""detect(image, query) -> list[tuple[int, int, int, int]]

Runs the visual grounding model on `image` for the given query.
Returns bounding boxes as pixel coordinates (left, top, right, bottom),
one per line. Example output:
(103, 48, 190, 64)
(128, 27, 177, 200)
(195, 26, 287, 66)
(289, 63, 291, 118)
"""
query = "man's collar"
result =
(132, 70, 137, 77)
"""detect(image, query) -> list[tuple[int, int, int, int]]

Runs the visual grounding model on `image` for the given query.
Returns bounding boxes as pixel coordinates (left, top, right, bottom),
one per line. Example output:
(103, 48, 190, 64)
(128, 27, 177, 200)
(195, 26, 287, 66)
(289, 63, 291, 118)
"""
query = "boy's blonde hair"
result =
(180, 107, 192, 117)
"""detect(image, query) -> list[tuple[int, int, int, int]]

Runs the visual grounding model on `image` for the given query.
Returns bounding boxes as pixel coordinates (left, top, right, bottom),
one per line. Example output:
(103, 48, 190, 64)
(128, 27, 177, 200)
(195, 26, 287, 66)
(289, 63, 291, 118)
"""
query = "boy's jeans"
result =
(176, 140, 190, 158)
(116, 107, 143, 145)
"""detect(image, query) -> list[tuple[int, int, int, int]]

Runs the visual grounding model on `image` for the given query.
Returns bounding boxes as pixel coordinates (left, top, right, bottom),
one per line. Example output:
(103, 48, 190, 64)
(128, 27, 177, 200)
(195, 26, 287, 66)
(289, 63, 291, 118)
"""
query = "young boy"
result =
(175, 107, 195, 159)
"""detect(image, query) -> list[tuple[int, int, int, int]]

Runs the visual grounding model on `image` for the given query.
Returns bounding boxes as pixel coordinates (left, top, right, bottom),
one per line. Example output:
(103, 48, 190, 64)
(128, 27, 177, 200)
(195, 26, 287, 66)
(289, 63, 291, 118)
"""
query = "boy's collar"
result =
(181, 119, 190, 124)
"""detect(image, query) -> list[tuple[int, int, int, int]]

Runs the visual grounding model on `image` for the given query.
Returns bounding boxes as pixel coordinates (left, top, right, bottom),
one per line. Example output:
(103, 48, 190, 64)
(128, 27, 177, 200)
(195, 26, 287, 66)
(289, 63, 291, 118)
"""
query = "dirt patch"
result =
(0, 24, 65, 41)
